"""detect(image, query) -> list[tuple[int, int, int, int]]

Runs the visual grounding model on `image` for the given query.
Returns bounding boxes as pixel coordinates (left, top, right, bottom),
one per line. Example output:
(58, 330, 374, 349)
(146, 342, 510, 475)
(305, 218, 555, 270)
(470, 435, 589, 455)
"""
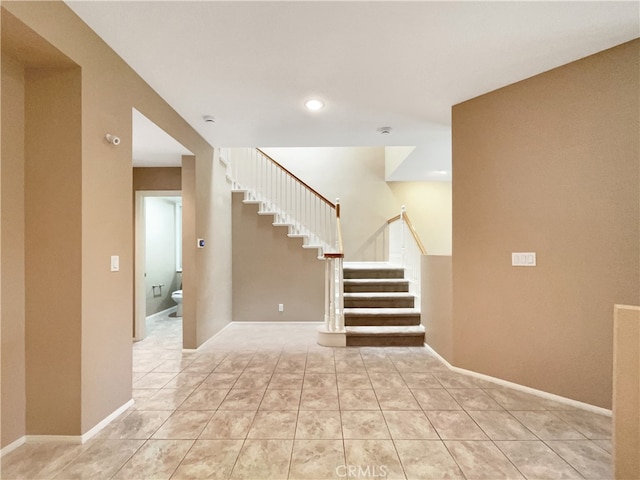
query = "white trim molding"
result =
(1, 436, 26, 458)
(80, 399, 134, 443)
(424, 343, 612, 417)
(1, 399, 135, 454)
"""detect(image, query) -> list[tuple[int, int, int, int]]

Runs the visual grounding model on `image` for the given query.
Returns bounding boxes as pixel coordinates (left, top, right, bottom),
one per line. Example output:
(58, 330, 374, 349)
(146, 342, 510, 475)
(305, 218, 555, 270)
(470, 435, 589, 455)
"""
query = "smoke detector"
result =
(377, 126, 392, 135)
(203, 115, 216, 123)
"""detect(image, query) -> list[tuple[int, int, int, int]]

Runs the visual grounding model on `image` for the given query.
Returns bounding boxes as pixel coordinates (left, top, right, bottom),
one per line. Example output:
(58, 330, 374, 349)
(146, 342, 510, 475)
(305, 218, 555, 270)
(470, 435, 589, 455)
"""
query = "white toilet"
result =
(171, 290, 183, 317)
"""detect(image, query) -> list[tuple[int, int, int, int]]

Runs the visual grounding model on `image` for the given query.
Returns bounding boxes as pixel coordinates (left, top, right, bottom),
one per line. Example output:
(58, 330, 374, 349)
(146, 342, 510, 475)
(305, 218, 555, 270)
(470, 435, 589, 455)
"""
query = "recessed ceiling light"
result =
(304, 99, 325, 111)
(434, 170, 448, 175)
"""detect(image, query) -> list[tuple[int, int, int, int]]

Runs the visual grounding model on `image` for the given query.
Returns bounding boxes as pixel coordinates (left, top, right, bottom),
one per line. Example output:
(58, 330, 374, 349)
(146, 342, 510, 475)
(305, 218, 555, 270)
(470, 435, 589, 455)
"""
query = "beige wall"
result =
(25, 65, 83, 435)
(1, 1, 228, 441)
(232, 192, 324, 322)
(181, 156, 197, 348)
(422, 256, 453, 362)
(198, 150, 233, 344)
(613, 305, 640, 479)
(1, 53, 26, 446)
(451, 40, 640, 408)
(133, 167, 181, 191)
(261, 147, 452, 259)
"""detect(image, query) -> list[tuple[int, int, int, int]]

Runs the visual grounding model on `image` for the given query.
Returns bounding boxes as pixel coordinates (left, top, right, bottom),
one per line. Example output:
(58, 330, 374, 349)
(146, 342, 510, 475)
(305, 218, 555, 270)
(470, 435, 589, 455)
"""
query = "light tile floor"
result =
(2, 312, 613, 479)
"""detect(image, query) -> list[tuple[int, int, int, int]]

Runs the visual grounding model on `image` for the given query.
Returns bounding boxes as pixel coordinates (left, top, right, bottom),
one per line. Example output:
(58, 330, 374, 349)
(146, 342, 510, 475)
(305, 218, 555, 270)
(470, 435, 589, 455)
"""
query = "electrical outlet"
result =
(278, 304, 284, 312)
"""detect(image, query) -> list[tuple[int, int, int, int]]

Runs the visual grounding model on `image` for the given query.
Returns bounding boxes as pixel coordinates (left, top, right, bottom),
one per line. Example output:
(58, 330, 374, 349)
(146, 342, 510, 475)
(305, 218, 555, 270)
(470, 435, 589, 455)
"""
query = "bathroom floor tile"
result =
(383, 410, 439, 439)
(343, 440, 406, 480)
(53, 439, 144, 480)
(247, 410, 298, 439)
(295, 410, 343, 439)
(395, 440, 465, 479)
(300, 388, 340, 410)
(546, 440, 613, 479)
(103, 410, 173, 439)
(178, 389, 228, 411)
(412, 389, 462, 410)
(552, 409, 612, 439)
(445, 440, 525, 479)
(229, 439, 293, 480)
(495, 440, 583, 479)
(467, 410, 537, 440)
(399, 372, 441, 389)
(510, 411, 586, 440)
(289, 439, 345, 480)
(152, 410, 214, 439)
(339, 389, 379, 410)
(426, 411, 488, 440)
(341, 410, 390, 439)
(259, 388, 302, 410)
(170, 439, 244, 480)
(199, 410, 256, 439)
(218, 388, 265, 410)
(375, 388, 421, 410)
(111, 439, 192, 480)
(447, 388, 504, 410)
(200, 372, 240, 389)
(3, 318, 612, 480)
(336, 372, 372, 390)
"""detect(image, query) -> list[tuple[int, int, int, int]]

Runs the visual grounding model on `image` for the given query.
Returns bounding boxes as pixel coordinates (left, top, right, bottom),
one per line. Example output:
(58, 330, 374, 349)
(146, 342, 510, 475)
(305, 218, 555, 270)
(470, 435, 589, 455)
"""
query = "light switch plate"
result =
(512, 252, 536, 266)
(111, 255, 120, 272)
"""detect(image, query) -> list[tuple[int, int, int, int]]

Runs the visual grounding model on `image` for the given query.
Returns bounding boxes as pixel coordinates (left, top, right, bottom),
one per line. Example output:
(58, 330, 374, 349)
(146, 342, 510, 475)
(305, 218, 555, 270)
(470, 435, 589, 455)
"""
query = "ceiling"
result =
(66, 1, 639, 180)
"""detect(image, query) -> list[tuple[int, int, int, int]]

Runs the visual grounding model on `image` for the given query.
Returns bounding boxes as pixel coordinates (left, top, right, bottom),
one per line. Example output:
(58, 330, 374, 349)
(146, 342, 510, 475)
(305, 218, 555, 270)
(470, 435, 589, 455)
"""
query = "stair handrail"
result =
(387, 207, 427, 255)
(256, 149, 336, 209)
(322, 199, 345, 336)
(387, 205, 426, 306)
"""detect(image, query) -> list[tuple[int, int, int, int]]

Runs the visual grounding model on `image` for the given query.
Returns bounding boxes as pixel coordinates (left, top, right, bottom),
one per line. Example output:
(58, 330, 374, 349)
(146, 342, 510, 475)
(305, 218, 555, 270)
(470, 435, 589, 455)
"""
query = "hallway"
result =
(1, 314, 612, 479)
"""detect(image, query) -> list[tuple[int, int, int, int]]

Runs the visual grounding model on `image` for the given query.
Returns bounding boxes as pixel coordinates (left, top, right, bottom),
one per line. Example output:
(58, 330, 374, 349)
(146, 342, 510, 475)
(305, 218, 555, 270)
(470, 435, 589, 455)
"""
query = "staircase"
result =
(344, 262, 425, 347)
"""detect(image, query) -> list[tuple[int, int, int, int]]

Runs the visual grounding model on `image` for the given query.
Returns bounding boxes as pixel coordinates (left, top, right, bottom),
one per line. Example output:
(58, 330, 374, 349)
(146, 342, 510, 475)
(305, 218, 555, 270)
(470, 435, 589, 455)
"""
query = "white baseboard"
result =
(182, 320, 234, 353)
(1, 436, 26, 457)
(80, 399, 134, 443)
(424, 343, 612, 417)
(5, 399, 135, 452)
(146, 306, 177, 321)
(25, 435, 83, 445)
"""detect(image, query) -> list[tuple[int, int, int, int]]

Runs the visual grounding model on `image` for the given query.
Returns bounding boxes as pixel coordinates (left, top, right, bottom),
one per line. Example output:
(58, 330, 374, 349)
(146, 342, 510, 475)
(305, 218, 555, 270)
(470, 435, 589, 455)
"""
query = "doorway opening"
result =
(134, 191, 182, 341)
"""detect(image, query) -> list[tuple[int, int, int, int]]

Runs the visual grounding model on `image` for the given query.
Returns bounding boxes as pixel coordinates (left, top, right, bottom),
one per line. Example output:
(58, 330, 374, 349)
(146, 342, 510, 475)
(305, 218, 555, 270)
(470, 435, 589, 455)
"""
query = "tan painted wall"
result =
(195, 151, 233, 345)
(133, 167, 181, 191)
(422, 256, 453, 362)
(613, 305, 640, 479)
(261, 147, 452, 258)
(25, 65, 83, 435)
(2, 2, 228, 438)
(232, 192, 324, 322)
(452, 40, 640, 408)
(181, 156, 197, 348)
(1, 53, 27, 446)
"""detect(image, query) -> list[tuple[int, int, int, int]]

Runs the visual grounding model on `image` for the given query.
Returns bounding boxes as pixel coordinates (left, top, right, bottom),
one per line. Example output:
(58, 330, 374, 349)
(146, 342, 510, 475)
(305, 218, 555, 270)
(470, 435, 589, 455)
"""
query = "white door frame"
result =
(134, 190, 181, 341)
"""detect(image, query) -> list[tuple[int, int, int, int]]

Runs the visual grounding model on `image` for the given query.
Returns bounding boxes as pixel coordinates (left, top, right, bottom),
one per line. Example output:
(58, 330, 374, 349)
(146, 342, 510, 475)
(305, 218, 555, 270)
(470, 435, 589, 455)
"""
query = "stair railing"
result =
(388, 206, 427, 304)
(225, 148, 338, 253)
(323, 199, 345, 334)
